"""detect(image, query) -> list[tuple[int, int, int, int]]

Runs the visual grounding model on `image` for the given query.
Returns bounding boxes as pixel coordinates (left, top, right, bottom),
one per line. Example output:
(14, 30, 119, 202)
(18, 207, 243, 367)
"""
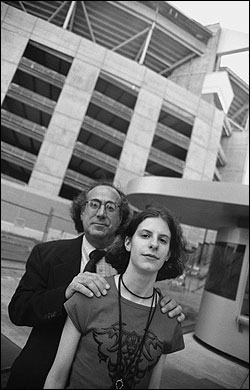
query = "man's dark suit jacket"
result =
(7, 235, 83, 389)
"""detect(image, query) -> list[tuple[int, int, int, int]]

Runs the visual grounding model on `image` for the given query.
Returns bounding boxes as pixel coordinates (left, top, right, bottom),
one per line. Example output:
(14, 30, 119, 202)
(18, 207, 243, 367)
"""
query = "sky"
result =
(169, 1, 249, 84)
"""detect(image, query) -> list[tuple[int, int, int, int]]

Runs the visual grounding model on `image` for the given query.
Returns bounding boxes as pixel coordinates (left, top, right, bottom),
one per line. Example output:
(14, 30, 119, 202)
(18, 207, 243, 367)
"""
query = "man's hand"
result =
(159, 295, 185, 323)
(65, 272, 110, 300)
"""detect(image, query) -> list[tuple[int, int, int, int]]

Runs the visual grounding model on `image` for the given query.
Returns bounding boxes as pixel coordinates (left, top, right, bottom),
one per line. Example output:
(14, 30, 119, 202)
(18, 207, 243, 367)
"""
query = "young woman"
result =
(44, 207, 187, 389)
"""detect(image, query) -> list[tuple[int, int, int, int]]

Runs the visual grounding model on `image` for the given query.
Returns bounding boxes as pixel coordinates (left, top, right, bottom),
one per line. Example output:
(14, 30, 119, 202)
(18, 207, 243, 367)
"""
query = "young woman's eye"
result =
(140, 232, 149, 238)
(160, 238, 168, 244)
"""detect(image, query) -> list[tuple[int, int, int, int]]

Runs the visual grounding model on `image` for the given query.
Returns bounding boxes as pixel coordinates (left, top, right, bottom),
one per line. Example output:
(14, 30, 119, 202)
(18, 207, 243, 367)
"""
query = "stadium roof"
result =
(3, 1, 212, 77)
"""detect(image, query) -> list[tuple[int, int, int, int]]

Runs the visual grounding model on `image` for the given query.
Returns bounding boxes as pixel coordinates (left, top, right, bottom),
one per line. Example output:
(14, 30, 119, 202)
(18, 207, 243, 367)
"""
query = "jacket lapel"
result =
(53, 235, 83, 287)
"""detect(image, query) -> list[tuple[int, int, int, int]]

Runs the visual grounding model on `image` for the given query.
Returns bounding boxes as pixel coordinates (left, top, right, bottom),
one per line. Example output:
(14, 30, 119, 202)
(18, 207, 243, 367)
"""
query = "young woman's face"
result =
(125, 217, 171, 275)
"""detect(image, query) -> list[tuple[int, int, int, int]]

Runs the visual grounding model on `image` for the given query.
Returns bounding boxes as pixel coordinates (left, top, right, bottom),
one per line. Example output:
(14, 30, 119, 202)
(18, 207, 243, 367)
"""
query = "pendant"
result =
(115, 378, 124, 389)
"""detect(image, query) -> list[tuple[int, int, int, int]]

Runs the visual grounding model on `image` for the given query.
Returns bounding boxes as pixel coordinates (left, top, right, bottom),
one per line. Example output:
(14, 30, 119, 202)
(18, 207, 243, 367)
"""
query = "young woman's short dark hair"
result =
(107, 207, 188, 281)
(70, 181, 132, 234)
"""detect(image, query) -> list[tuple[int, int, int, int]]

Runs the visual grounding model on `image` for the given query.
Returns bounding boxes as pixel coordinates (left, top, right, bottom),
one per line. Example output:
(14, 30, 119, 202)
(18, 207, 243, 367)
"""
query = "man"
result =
(7, 182, 184, 389)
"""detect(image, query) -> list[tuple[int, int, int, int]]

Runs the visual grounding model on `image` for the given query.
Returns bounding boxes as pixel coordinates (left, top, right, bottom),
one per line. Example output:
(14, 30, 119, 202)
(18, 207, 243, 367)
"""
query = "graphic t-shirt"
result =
(64, 276, 184, 389)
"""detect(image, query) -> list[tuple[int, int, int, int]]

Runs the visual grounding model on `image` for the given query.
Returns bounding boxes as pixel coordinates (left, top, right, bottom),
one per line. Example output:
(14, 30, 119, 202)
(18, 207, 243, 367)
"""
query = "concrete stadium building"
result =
(1, 1, 249, 237)
(1, 1, 249, 363)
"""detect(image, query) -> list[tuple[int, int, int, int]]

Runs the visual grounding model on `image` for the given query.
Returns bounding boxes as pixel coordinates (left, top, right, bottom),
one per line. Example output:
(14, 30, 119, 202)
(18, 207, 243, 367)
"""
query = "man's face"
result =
(81, 185, 122, 245)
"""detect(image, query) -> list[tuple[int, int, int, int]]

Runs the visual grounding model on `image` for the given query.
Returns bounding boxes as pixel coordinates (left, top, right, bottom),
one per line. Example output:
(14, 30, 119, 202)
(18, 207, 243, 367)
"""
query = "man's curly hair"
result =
(70, 181, 132, 234)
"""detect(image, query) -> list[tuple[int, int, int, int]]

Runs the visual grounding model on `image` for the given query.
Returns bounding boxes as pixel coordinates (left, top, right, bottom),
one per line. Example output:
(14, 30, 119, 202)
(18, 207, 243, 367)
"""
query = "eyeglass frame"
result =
(84, 198, 121, 213)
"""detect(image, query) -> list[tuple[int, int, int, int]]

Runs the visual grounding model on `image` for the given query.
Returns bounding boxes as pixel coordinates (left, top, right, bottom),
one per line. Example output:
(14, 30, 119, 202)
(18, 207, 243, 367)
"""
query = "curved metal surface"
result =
(126, 176, 249, 229)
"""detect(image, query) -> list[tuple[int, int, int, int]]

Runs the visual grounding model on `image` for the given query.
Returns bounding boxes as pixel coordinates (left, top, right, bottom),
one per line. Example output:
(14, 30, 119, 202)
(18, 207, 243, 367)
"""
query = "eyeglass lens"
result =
(87, 199, 117, 212)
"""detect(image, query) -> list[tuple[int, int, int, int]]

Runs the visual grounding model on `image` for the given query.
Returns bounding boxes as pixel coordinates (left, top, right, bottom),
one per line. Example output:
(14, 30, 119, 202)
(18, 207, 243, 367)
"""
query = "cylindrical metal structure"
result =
(195, 227, 249, 363)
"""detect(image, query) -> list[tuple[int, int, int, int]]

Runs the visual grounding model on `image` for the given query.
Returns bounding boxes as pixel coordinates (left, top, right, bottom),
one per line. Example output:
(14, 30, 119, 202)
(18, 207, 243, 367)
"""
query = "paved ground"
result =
(160, 332, 249, 389)
(1, 249, 249, 389)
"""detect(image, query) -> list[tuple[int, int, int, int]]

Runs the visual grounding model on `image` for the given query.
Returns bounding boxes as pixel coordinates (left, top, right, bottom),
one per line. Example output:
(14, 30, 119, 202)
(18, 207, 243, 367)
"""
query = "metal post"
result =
(42, 207, 54, 242)
(63, 1, 76, 29)
(138, 4, 159, 65)
(138, 21, 155, 65)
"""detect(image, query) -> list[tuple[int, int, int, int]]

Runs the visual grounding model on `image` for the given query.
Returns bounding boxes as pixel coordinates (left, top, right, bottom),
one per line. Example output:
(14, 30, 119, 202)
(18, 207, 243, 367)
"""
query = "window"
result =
(204, 242, 245, 300)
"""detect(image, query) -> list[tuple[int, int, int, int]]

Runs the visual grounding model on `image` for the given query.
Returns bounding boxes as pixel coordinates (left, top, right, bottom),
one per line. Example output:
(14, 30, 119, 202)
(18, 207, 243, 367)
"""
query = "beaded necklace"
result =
(112, 275, 157, 389)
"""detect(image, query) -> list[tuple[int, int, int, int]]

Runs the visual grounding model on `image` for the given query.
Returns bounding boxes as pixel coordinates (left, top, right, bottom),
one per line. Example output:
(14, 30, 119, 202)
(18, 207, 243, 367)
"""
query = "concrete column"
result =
(1, 4, 36, 103)
(29, 58, 102, 195)
(183, 100, 224, 180)
(114, 72, 163, 191)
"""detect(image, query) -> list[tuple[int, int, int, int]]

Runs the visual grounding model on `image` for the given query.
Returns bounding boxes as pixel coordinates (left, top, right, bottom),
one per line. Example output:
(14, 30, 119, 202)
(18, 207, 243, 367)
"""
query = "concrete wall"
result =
(2, 3, 226, 196)
(1, 180, 76, 241)
(1, 3, 36, 104)
(169, 24, 221, 96)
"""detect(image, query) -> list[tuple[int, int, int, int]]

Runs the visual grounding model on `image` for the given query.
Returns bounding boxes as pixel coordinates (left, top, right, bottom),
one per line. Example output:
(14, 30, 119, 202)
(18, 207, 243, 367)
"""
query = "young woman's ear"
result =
(124, 237, 131, 252)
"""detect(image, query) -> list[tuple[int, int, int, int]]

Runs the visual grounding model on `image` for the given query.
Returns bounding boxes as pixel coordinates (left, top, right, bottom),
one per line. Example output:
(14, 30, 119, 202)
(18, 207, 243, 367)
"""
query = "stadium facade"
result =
(1, 1, 249, 241)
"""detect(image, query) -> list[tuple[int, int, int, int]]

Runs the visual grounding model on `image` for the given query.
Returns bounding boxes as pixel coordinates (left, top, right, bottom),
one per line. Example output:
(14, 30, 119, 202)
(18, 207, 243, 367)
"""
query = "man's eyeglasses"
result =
(85, 199, 120, 213)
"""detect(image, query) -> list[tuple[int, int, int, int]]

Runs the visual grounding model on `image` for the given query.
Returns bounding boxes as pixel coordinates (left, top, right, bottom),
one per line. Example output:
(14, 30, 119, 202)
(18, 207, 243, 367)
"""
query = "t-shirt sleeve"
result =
(163, 322, 185, 354)
(64, 292, 91, 334)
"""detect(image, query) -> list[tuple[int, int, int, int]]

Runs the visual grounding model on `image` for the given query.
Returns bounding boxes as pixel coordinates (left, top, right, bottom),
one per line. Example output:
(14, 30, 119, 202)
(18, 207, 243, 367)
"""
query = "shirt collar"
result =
(83, 235, 96, 256)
